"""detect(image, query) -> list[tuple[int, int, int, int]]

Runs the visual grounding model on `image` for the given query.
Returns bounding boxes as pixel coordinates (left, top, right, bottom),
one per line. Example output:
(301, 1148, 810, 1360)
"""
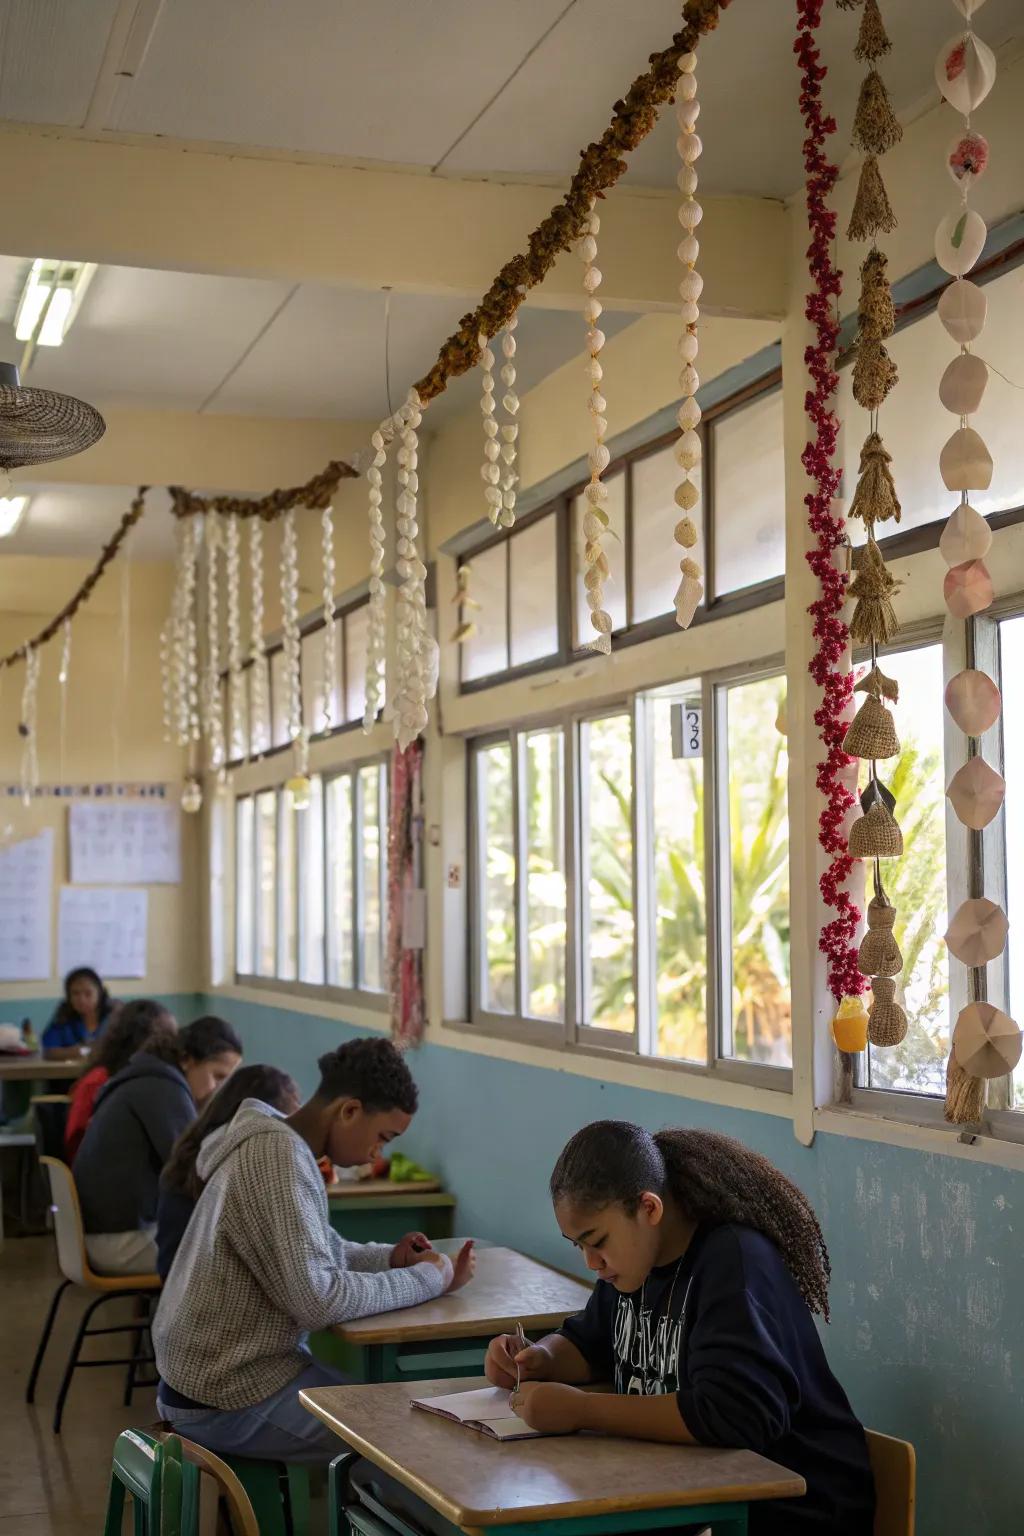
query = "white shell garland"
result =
(225, 514, 244, 761)
(393, 389, 435, 750)
(247, 518, 269, 757)
(281, 509, 303, 752)
(499, 316, 520, 528)
(320, 504, 338, 733)
(202, 513, 225, 773)
(363, 421, 391, 730)
(169, 517, 202, 749)
(478, 331, 502, 527)
(580, 199, 613, 656)
(673, 51, 703, 631)
(58, 617, 72, 784)
(19, 645, 40, 805)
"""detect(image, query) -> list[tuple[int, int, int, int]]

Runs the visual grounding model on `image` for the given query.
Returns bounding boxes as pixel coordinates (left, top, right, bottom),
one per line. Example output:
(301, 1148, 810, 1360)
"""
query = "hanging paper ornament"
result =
(939, 502, 992, 565)
(939, 427, 993, 492)
(935, 31, 996, 115)
(842, 694, 900, 759)
(935, 208, 988, 277)
(858, 896, 903, 977)
(868, 976, 908, 1047)
(946, 755, 1005, 829)
(953, 1001, 1022, 1078)
(944, 668, 1001, 735)
(947, 131, 989, 185)
(943, 558, 993, 618)
(938, 353, 988, 417)
(945, 897, 1009, 966)
(831, 995, 869, 1054)
(848, 800, 903, 859)
(937, 278, 987, 343)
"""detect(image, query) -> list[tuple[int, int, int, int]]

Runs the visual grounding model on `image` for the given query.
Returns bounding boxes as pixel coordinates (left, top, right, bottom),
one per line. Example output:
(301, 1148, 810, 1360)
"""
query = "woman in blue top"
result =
(42, 968, 117, 1060)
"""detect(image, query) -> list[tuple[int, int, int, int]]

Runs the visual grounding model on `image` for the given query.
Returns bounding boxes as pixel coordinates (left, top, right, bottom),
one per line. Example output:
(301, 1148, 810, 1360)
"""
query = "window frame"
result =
(466, 654, 793, 1093)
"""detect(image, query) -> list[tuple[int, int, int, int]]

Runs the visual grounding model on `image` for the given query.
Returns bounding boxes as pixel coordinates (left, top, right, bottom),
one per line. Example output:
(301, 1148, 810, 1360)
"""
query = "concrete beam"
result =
(0, 127, 788, 319)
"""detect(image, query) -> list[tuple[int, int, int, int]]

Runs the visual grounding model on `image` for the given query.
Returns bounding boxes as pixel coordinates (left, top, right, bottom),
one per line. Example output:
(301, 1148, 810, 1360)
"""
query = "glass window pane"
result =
(476, 741, 516, 1013)
(255, 790, 276, 978)
(277, 793, 298, 981)
(721, 676, 791, 1066)
(580, 713, 634, 1033)
(248, 659, 271, 756)
(326, 775, 354, 988)
(523, 730, 565, 1020)
(633, 444, 703, 624)
(510, 516, 558, 667)
(359, 764, 386, 991)
(461, 545, 508, 683)
(270, 649, 290, 747)
(299, 775, 325, 985)
(344, 606, 369, 723)
(235, 798, 254, 975)
(228, 669, 249, 762)
(301, 628, 340, 738)
(713, 390, 785, 596)
(574, 471, 626, 647)
(1002, 617, 1024, 1106)
(863, 645, 949, 1094)
(651, 695, 707, 1061)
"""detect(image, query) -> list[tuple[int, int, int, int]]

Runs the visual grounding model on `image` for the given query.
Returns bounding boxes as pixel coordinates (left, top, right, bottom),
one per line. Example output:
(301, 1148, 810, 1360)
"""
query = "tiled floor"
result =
(0, 1235, 158, 1535)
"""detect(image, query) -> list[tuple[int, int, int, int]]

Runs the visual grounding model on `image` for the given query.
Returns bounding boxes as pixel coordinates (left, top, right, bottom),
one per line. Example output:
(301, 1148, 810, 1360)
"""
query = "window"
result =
(461, 512, 559, 684)
(573, 477, 627, 646)
(236, 758, 387, 997)
(344, 606, 370, 724)
(712, 389, 785, 597)
(468, 666, 791, 1082)
(269, 649, 290, 748)
(1000, 615, 1024, 1108)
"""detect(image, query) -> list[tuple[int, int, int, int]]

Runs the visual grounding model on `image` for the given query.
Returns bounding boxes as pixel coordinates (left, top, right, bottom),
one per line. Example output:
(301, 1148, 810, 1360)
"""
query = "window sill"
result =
(214, 979, 390, 1031)
(815, 1102, 1024, 1172)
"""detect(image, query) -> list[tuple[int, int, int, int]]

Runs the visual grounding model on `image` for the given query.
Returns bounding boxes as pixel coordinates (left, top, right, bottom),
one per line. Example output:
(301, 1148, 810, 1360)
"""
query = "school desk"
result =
(0, 1057, 82, 1081)
(312, 1246, 592, 1384)
(299, 1377, 806, 1536)
(327, 1177, 455, 1245)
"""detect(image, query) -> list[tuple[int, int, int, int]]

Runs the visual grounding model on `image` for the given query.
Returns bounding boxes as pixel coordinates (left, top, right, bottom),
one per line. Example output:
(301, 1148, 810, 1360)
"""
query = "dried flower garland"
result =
(673, 49, 704, 630)
(169, 461, 355, 522)
(579, 200, 614, 656)
(795, 0, 862, 1006)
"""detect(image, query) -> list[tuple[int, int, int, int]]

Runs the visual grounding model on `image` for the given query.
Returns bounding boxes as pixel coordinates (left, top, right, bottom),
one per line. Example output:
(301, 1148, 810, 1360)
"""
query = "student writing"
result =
(487, 1121, 875, 1536)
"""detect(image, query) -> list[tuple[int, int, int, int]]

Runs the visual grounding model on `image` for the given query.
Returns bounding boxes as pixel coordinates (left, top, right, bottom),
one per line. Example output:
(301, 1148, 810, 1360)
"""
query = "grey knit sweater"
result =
(152, 1101, 447, 1410)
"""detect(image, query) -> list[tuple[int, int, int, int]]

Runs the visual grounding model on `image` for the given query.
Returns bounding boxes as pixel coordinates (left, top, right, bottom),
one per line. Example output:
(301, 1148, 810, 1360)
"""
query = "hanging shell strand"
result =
(225, 514, 244, 761)
(580, 199, 613, 656)
(247, 518, 269, 758)
(673, 50, 704, 630)
(19, 645, 41, 805)
(498, 316, 520, 528)
(321, 504, 338, 733)
(202, 512, 225, 773)
(479, 331, 502, 526)
(394, 390, 436, 750)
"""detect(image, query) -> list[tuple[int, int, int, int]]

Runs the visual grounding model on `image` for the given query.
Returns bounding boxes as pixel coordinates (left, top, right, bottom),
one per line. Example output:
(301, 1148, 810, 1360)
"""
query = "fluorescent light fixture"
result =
(14, 259, 96, 349)
(0, 496, 29, 537)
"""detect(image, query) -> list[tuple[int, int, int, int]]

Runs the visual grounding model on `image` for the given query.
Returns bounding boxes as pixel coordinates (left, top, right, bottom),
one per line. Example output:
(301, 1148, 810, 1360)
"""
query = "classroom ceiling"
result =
(1, 0, 1021, 197)
(4, 483, 176, 561)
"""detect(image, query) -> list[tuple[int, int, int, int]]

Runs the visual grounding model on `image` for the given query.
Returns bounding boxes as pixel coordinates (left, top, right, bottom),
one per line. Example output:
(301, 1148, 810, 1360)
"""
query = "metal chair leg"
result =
(123, 1292, 152, 1406)
(53, 1291, 113, 1433)
(25, 1277, 71, 1404)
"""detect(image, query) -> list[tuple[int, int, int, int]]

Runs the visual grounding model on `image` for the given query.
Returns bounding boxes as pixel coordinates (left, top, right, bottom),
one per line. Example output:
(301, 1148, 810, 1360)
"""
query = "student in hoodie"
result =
(153, 1037, 476, 1467)
(156, 1063, 300, 1280)
(482, 1122, 875, 1536)
(65, 999, 177, 1163)
(73, 1014, 242, 1275)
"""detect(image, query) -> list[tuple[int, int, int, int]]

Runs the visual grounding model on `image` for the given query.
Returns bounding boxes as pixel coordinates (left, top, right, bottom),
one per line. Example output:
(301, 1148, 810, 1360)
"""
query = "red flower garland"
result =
(795, 1, 865, 1001)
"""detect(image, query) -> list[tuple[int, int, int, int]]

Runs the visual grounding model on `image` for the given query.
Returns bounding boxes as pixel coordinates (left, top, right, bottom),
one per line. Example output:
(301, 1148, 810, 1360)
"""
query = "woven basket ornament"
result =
(0, 362, 105, 473)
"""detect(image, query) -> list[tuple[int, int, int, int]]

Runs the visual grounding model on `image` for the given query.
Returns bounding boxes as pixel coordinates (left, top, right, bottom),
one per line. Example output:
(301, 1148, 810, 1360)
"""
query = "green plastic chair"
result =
(104, 1430, 187, 1536)
(220, 1455, 311, 1536)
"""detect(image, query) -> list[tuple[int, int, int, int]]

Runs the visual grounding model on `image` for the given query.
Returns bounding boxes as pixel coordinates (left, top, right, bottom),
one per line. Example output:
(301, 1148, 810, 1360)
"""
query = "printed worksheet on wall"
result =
(0, 829, 54, 981)
(58, 887, 148, 979)
(69, 801, 181, 885)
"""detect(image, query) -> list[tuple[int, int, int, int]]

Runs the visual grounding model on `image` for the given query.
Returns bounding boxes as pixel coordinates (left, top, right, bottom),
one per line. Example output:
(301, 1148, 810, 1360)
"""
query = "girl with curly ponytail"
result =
(485, 1121, 875, 1535)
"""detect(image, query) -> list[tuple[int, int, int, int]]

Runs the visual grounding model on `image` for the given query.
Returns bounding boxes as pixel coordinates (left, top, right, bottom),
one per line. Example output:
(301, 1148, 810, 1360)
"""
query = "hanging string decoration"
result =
(201, 513, 226, 776)
(673, 49, 704, 631)
(393, 391, 438, 751)
(931, 5, 1017, 1123)
(167, 516, 202, 750)
(478, 332, 502, 527)
(499, 316, 520, 528)
(320, 505, 338, 734)
(225, 515, 244, 761)
(840, 0, 908, 1052)
(364, 421, 392, 730)
(795, 0, 862, 1008)
(19, 645, 41, 805)
(580, 200, 614, 656)
(247, 519, 270, 757)
(450, 562, 481, 645)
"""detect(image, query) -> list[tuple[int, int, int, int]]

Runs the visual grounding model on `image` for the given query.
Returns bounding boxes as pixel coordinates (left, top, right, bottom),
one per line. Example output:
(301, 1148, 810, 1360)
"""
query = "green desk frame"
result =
(327, 1191, 455, 1246)
(312, 1327, 548, 1385)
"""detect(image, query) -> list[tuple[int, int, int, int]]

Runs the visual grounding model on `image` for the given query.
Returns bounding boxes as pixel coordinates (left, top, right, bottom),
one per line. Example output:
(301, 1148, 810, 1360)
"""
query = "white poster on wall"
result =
(0, 829, 53, 981)
(58, 887, 148, 979)
(69, 801, 181, 886)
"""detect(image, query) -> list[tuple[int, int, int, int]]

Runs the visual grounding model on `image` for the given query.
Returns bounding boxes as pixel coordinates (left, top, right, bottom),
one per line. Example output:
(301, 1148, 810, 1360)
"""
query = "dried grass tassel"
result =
(847, 156, 897, 242)
(868, 976, 907, 1047)
(849, 434, 901, 530)
(857, 249, 895, 338)
(836, 0, 864, 9)
(853, 70, 903, 156)
(853, 335, 899, 411)
(843, 694, 900, 759)
(945, 1050, 986, 1124)
(858, 896, 903, 976)
(848, 540, 902, 645)
(848, 800, 904, 859)
(855, 0, 891, 63)
(855, 664, 899, 703)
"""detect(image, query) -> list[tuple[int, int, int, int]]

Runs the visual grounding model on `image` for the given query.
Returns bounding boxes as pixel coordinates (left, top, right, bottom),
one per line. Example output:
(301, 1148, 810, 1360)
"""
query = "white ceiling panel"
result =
(116, 0, 570, 167)
(0, 0, 121, 126)
(4, 483, 176, 560)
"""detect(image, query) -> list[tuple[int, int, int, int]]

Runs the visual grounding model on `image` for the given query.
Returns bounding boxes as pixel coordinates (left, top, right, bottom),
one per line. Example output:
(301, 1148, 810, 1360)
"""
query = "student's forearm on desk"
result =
(577, 1391, 696, 1444)
(533, 1332, 593, 1384)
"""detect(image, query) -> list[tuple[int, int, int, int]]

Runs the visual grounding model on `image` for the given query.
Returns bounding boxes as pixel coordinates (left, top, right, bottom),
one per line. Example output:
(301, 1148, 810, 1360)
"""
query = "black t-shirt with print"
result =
(559, 1223, 875, 1535)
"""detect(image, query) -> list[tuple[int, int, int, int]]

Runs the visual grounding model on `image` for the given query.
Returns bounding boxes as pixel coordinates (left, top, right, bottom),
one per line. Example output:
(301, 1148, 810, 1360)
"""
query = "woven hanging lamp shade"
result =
(0, 362, 105, 476)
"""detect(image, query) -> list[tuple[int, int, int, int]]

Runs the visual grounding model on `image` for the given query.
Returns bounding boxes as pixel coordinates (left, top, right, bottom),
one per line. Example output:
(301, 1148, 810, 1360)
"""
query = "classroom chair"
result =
(104, 1429, 185, 1536)
(172, 1436, 261, 1536)
(866, 1429, 916, 1536)
(31, 1092, 71, 1158)
(215, 1455, 311, 1536)
(26, 1155, 161, 1432)
(0, 1126, 35, 1242)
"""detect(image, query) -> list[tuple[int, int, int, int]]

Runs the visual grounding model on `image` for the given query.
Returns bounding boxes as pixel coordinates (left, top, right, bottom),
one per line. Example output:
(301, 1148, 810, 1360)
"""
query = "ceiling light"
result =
(14, 259, 96, 353)
(0, 496, 29, 537)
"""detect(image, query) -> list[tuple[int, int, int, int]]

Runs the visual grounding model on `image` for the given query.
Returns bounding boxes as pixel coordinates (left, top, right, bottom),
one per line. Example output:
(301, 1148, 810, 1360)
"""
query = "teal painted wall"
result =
(205, 995, 1023, 1535)
(0, 991, 205, 1038)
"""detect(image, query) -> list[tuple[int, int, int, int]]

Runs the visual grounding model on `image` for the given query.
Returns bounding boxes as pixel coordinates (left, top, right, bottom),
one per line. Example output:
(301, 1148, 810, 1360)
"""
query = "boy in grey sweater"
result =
(154, 1037, 474, 1463)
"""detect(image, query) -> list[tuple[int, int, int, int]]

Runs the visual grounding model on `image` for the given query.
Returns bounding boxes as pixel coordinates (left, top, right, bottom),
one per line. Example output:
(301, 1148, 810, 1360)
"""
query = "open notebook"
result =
(411, 1386, 545, 1441)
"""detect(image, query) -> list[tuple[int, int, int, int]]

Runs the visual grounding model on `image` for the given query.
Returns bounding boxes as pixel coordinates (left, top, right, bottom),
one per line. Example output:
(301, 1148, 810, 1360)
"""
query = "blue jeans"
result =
(158, 1361, 344, 1466)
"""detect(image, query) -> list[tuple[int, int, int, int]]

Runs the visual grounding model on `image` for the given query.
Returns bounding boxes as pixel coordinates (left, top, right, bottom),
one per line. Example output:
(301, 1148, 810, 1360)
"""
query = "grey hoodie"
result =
(152, 1101, 447, 1410)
